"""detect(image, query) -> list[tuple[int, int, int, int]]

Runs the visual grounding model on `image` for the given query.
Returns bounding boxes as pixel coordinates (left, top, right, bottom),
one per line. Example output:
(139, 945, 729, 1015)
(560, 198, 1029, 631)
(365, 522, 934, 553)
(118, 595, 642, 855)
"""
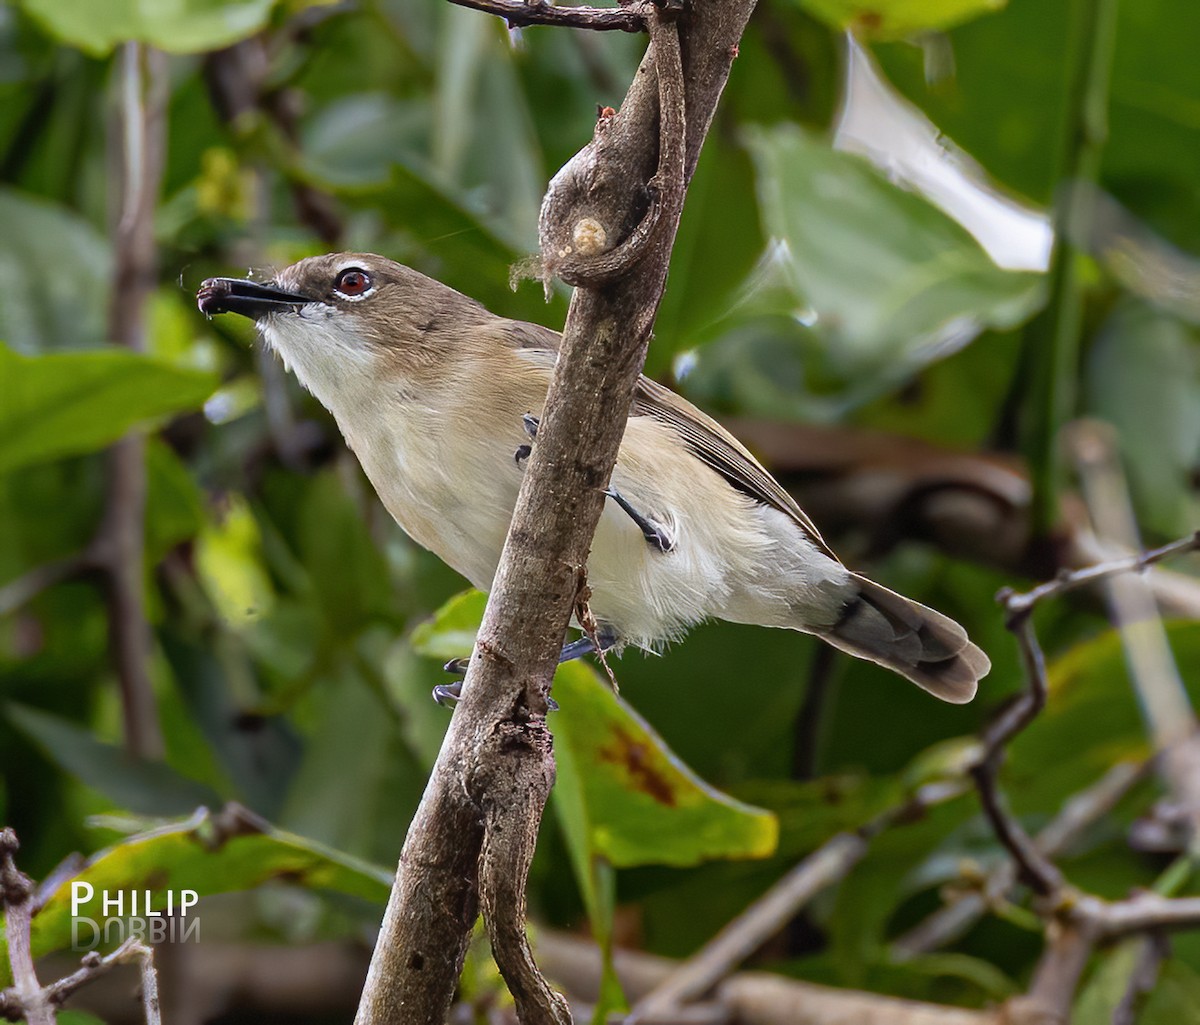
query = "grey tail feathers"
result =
(819, 574, 990, 704)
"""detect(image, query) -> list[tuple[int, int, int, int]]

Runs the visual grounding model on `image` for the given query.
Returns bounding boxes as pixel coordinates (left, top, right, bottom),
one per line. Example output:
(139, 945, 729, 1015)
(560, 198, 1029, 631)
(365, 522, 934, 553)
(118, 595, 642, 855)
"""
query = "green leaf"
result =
(1085, 302, 1200, 537)
(1140, 959, 1200, 1025)
(5, 704, 223, 816)
(742, 125, 1040, 387)
(412, 590, 779, 868)
(1007, 622, 1200, 815)
(0, 344, 217, 474)
(873, 0, 1200, 250)
(19, 0, 278, 57)
(0, 189, 110, 354)
(410, 589, 490, 662)
(0, 808, 393, 985)
(796, 0, 1006, 41)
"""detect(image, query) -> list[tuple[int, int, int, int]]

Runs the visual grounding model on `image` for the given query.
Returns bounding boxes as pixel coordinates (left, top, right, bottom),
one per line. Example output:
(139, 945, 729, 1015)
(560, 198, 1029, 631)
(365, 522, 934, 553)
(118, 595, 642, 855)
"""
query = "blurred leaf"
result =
(0, 188, 110, 354)
(196, 495, 276, 629)
(0, 344, 217, 473)
(1139, 959, 1200, 1024)
(409, 588, 487, 661)
(5, 703, 223, 816)
(796, 0, 1005, 41)
(145, 438, 206, 564)
(161, 631, 303, 819)
(19, 0, 278, 57)
(1073, 940, 1143, 1023)
(1085, 302, 1200, 537)
(0, 807, 392, 984)
(295, 471, 394, 638)
(412, 590, 778, 868)
(873, 0, 1200, 249)
(279, 663, 420, 861)
(1007, 622, 1200, 816)
(741, 125, 1040, 388)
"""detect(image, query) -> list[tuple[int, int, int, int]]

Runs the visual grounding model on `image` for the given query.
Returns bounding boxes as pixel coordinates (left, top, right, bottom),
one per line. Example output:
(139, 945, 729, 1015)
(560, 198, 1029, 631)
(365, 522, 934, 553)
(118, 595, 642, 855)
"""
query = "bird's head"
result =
(197, 252, 490, 403)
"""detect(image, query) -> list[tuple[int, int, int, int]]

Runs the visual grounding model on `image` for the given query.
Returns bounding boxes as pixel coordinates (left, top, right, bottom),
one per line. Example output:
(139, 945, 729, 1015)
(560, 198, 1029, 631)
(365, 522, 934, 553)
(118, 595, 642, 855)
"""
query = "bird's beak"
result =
(197, 277, 310, 320)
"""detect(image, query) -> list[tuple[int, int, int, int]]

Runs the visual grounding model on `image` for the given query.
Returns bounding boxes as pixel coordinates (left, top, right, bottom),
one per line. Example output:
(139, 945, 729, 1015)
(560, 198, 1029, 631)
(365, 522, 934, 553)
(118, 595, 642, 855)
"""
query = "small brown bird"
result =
(198, 253, 990, 702)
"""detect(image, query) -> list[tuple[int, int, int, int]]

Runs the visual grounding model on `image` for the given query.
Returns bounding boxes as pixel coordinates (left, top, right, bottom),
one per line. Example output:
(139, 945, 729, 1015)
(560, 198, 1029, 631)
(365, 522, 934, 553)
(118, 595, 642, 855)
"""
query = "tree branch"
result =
(354, 2, 756, 1021)
(446, 0, 649, 32)
(99, 42, 169, 761)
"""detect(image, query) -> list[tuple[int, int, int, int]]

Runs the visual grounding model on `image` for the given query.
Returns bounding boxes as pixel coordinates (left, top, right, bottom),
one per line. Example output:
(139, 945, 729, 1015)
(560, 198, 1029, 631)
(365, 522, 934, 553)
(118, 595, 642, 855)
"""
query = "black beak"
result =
(197, 277, 310, 319)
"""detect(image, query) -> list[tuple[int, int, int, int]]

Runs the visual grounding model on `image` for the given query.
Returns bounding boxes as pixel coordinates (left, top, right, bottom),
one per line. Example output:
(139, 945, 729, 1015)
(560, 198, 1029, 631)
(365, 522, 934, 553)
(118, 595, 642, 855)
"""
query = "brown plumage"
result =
(198, 253, 990, 703)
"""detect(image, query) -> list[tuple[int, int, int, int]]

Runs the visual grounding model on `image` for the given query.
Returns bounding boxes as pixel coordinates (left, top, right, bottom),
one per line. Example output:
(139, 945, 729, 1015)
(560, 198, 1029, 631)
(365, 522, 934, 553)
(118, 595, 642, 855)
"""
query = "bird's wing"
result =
(504, 320, 836, 559)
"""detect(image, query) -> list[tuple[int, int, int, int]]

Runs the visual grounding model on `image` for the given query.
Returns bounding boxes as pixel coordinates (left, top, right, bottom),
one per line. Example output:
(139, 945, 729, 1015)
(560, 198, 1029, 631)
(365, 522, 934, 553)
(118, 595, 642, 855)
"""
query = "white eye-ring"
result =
(334, 267, 374, 301)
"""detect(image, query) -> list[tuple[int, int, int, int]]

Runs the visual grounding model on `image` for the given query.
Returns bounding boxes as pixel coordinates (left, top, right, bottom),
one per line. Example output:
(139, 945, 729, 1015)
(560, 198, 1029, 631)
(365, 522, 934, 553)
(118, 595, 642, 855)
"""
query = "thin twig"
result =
(631, 782, 967, 1019)
(1002, 530, 1200, 617)
(0, 551, 96, 617)
(102, 42, 168, 760)
(1069, 420, 1200, 839)
(892, 760, 1146, 958)
(1020, 0, 1121, 533)
(446, 0, 648, 32)
(977, 529, 1200, 893)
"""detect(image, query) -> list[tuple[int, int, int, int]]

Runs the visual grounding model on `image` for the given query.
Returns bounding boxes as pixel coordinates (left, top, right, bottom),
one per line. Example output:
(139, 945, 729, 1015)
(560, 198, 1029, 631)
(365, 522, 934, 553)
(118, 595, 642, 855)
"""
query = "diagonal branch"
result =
(446, 0, 648, 32)
(354, 3, 756, 1023)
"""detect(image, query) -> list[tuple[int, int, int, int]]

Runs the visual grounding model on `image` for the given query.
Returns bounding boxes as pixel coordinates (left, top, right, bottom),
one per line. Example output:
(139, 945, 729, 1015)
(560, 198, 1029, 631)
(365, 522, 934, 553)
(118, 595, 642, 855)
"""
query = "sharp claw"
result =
(514, 443, 532, 466)
(523, 413, 540, 439)
(443, 657, 470, 674)
(432, 682, 463, 706)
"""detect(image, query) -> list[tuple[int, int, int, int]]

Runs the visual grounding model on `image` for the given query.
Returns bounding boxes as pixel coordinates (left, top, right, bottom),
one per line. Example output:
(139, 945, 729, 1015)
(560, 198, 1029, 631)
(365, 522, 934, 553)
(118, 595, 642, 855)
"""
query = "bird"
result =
(197, 253, 990, 703)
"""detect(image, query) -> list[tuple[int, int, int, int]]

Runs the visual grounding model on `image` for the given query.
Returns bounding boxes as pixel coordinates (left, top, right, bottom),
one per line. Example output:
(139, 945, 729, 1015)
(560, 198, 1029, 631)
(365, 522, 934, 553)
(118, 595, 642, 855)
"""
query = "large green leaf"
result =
(746, 125, 1040, 378)
(1006, 621, 1200, 816)
(684, 126, 1040, 417)
(0, 343, 217, 474)
(5, 704, 223, 816)
(410, 590, 779, 868)
(0, 807, 392, 986)
(796, 0, 1005, 41)
(1084, 302, 1200, 537)
(0, 189, 110, 354)
(19, 0, 279, 57)
(873, 0, 1200, 249)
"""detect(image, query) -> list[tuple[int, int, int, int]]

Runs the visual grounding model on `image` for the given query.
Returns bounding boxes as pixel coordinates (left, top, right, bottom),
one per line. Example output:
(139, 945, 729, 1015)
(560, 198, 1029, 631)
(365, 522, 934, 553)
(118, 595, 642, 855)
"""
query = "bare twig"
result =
(447, 0, 648, 32)
(0, 551, 97, 617)
(631, 834, 869, 1019)
(1069, 420, 1200, 842)
(1000, 530, 1200, 617)
(536, 931, 996, 1025)
(44, 938, 161, 1023)
(976, 528, 1200, 895)
(631, 781, 967, 1020)
(893, 760, 1146, 958)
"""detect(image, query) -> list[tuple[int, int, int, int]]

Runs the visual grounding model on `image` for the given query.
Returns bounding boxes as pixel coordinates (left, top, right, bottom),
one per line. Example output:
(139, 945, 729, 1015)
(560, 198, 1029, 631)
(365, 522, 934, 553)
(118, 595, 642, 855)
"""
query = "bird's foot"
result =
(514, 413, 541, 467)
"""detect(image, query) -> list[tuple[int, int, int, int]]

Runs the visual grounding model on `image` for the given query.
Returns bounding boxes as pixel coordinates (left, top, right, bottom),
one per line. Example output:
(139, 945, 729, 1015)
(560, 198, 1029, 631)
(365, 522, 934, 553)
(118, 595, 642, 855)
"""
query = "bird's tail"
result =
(817, 574, 990, 704)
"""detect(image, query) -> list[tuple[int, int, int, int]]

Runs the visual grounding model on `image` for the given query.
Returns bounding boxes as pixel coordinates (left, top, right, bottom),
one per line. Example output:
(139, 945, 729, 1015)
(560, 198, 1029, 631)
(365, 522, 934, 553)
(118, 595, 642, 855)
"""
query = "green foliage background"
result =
(1, 0, 1199, 1019)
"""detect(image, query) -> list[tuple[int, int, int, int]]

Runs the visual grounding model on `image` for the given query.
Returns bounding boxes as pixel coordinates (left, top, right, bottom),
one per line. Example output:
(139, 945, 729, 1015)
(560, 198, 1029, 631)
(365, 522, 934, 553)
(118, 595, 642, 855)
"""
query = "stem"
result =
(1021, 0, 1120, 536)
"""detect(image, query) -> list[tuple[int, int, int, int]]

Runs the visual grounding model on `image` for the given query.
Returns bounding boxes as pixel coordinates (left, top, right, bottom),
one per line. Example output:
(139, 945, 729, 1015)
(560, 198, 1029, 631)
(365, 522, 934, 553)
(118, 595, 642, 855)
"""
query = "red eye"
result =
(334, 268, 371, 296)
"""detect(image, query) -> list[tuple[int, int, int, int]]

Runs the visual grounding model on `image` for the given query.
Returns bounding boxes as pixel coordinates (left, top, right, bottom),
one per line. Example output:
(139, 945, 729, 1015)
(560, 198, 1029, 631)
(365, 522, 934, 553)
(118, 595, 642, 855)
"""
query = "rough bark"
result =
(354, 2, 757, 1021)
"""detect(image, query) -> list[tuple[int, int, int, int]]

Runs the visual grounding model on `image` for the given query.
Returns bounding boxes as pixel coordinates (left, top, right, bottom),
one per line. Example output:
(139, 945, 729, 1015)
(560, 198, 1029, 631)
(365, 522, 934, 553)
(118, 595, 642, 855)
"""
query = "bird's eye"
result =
(334, 268, 372, 297)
